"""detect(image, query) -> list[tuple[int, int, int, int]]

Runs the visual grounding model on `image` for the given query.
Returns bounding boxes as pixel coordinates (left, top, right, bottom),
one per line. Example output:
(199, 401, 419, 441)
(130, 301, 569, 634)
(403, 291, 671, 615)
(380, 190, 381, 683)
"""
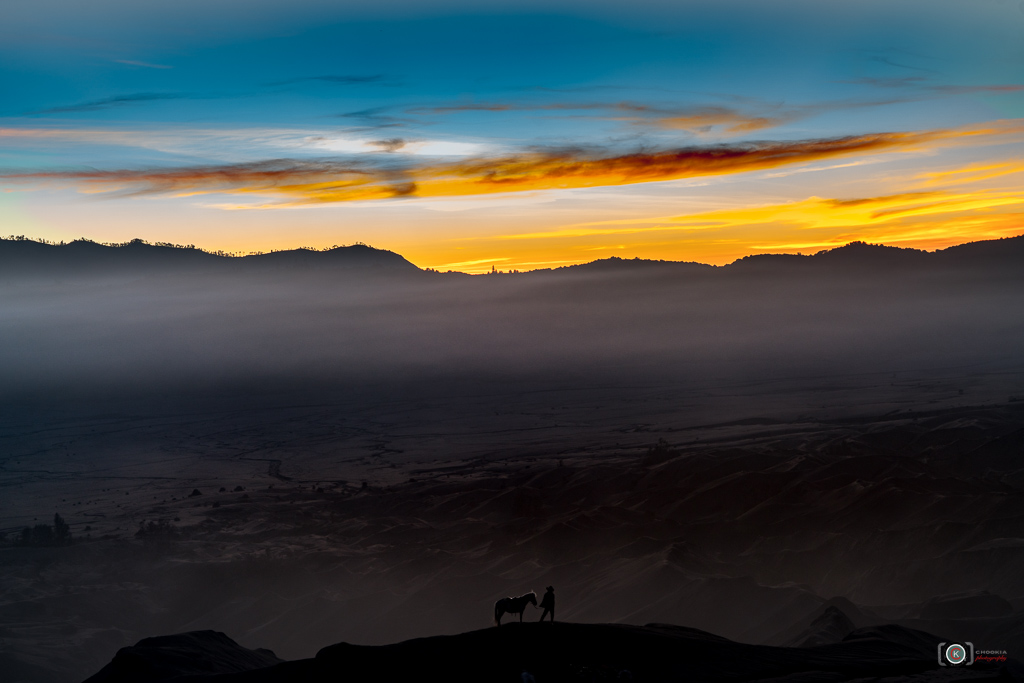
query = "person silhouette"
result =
(539, 585, 555, 622)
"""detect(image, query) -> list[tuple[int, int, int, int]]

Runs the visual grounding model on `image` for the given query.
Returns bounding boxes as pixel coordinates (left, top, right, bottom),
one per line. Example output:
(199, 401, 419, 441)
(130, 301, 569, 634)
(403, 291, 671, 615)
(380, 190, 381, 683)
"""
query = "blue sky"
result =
(2, 0, 1023, 269)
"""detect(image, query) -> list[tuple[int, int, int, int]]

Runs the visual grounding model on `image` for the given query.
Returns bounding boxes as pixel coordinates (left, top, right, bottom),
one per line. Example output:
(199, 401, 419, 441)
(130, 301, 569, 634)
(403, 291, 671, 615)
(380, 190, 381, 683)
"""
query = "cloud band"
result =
(0, 125, 1007, 207)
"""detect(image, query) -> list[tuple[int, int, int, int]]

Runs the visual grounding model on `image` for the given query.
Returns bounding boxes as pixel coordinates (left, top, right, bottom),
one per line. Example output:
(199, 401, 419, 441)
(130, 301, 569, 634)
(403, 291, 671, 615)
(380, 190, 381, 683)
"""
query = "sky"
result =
(1, 0, 1023, 272)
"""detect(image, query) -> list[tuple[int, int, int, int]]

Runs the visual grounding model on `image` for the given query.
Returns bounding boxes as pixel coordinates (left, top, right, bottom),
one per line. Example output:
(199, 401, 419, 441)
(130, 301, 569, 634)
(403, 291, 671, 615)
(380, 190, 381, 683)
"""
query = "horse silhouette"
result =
(494, 591, 537, 625)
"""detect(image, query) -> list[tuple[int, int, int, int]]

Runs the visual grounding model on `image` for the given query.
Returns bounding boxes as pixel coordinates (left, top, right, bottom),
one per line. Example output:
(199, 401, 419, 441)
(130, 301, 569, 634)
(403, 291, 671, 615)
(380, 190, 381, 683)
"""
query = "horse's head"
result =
(527, 592, 537, 606)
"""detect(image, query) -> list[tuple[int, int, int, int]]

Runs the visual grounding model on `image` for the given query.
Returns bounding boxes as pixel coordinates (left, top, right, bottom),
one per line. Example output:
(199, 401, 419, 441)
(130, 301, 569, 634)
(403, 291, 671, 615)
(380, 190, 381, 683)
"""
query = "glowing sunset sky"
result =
(2, 0, 1023, 271)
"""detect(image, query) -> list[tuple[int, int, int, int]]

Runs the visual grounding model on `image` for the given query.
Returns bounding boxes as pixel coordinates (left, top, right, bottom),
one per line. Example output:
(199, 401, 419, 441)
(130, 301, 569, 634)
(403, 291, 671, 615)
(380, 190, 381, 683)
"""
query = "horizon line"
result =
(2, 232, 1022, 275)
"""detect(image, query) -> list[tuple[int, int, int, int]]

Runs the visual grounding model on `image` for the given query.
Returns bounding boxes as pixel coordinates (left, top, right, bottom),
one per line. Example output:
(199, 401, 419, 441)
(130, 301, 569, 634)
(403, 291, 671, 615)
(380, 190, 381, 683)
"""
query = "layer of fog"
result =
(1, 265, 1021, 402)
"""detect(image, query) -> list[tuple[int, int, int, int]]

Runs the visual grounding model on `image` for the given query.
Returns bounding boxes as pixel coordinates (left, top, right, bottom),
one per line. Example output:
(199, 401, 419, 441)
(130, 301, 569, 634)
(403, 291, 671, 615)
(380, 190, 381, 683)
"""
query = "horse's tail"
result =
(494, 600, 502, 626)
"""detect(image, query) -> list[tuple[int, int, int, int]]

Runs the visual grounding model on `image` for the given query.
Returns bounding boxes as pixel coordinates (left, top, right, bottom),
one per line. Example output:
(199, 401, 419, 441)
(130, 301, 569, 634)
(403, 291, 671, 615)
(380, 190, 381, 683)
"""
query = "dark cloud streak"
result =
(337, 107, 412, 130)
(370, 138, 407, 152)
(842, 77, 1023, 95)
(406, 101, 790, 133)
(404, 84, 1022, 135)
(28, 92, 185, 115)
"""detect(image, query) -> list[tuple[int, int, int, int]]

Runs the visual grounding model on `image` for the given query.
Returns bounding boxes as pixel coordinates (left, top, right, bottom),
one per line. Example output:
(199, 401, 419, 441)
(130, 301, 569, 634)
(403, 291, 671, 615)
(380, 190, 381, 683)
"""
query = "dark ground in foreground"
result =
(85, 622, 1022, 683)
(3, 393, 1023, 683)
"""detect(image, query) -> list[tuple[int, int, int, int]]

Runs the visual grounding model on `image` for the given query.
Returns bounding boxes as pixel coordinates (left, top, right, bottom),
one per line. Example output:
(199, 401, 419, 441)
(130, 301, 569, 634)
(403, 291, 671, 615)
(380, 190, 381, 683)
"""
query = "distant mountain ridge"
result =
(728, 235, 1024, 271)
(0, 238, 418, 278)
(1, 234, 1022, 278)
(546, 234, 1024, 275)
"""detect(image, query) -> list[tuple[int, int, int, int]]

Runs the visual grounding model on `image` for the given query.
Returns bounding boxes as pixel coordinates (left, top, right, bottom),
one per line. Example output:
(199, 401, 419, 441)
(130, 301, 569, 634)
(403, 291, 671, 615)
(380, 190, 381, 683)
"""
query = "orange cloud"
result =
(529, 190, 1024, 235)
(916, 160, 1024, 187)
(2, 128, 961, 206)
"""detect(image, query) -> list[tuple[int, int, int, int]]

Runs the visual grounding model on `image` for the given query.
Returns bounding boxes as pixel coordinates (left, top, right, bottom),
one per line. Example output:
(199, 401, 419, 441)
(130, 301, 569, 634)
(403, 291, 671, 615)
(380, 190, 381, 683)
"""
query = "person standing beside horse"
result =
(539, 586, 555, 622)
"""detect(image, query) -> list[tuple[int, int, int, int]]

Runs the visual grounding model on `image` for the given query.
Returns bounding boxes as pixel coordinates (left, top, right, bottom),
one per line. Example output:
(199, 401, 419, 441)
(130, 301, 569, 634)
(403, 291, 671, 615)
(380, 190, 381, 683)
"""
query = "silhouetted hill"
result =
(81, 622, 1017, 682)
(936, 234, 1024, 267)
(545, 256, 714, 275)
(478, 234, 1024, 278)
(728, 234, 1024, 273)
(235, 244, 418, 272)
(784, 605, 856, 647)
(2, 233, 1024, 284)
(0, 238, 219, 276)
(1, 234, 1022, 280)
(0, 238, 419, 279)
(83, 631, 282, 683)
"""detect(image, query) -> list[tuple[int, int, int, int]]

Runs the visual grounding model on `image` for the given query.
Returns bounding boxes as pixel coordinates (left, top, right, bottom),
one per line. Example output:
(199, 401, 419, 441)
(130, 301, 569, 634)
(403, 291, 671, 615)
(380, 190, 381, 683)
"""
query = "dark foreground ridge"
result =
(82, 631, 282, 683)
(84, 622, 1019, 683)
